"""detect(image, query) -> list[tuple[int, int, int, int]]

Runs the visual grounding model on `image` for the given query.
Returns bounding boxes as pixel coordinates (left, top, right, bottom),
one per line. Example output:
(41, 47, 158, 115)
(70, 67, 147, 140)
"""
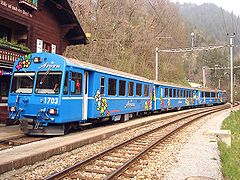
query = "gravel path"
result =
(164, 107, 237, 180)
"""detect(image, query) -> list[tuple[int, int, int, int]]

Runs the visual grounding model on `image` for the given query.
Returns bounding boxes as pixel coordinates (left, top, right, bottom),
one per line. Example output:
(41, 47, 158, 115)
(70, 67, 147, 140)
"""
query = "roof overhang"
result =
(45, 0, 88, 45)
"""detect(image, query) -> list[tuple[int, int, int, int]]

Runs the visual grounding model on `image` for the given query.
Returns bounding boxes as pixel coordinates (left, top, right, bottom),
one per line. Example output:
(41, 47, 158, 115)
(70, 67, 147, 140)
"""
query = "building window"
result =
(136, 83, 142, 96)
(100, 77, 105, 95)
(43, 42, 51, 53)
(128, 82, 134, 96)
(0, 25, 11, 41)
(119, 80, 126, 96)
(108, 78, 116, 96)
(36, 39, 56, 54)
(144, 84, 149, 97)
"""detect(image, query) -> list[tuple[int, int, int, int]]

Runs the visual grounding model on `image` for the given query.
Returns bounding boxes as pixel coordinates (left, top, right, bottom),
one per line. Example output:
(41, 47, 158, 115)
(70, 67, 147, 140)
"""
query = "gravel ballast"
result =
(164, 108, 237, 180)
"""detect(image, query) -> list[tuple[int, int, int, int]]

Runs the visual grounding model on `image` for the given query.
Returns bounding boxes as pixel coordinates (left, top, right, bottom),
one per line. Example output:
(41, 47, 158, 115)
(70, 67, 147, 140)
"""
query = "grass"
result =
(219, 110, 240, 180)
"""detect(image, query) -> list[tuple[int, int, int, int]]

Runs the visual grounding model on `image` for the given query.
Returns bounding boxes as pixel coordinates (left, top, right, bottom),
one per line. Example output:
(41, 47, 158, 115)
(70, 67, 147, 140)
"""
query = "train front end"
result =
(8, 53, 66, 135)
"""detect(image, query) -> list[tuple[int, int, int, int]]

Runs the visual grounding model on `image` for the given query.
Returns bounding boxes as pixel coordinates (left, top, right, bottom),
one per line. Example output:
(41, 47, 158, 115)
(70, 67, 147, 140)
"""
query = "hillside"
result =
(175, 2, 239, 44)
(65, 0, 190, 85)
(174, 2, 240, 97)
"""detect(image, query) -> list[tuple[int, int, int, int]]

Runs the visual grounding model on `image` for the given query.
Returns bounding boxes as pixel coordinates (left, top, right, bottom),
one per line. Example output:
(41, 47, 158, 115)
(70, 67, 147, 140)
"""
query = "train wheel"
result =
(64, 124, 71, 135)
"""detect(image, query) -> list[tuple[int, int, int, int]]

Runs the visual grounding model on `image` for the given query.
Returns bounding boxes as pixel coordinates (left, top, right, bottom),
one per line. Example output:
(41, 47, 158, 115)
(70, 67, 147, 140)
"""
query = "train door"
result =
(82, 71, 89, 120)
(152, 85, 157, 110)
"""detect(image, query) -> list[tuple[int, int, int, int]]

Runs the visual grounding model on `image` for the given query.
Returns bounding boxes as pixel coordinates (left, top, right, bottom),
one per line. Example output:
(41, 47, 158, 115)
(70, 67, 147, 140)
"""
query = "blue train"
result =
(8, 53, 226, 135)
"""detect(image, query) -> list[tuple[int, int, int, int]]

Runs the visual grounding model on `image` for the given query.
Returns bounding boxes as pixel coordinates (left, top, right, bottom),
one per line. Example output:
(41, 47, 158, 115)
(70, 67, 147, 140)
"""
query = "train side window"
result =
(136, 83, 142, 96)
(108, 78, 117, 96)
(177, 90, 180, 97)
(100, 77, 105, 95)
(63, 71, 69, 95)
(144, 84, 149, 97)
(71, 72, 82, 95)
(119, 80, 126, 96)
(187, 91, 189, 97)
(165, 88, 168, 97)
(205, 92, 210, 97)
(180, 90, 183, 97)
(173, 89, 176, 97)
(169, 88, 172, 97)
(128, 82, 134, 96)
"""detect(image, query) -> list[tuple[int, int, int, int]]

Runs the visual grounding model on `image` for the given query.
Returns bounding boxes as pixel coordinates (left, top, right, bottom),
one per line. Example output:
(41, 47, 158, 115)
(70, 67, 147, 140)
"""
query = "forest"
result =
(65, 0, 240, 99)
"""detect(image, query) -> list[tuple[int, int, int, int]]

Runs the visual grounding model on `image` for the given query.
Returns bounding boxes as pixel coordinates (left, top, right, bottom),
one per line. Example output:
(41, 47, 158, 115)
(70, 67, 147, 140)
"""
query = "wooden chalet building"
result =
(0, 0, 87, 124)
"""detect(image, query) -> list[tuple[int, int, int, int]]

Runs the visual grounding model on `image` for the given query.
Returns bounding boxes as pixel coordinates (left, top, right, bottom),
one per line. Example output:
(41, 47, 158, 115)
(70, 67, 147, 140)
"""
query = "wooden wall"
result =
(0, 0, 74, 54)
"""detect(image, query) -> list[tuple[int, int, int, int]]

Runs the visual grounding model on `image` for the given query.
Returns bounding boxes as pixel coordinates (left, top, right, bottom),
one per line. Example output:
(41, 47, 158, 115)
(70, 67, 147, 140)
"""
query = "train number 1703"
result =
(44, 97, 59, 104)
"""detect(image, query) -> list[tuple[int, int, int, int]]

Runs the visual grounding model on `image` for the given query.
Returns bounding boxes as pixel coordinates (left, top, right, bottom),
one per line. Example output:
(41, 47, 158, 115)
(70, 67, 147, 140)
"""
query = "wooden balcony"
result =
(0, 45, 29, 65)
(19, 0, 38, 11)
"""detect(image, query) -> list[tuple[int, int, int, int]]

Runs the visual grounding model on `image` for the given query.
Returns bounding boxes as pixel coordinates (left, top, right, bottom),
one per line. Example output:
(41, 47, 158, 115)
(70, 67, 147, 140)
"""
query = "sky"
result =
(170, 0, 240, 16)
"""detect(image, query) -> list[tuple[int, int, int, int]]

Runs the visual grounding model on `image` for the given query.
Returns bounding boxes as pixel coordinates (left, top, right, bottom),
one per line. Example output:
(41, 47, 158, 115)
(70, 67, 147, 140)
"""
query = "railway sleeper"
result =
(85, 168, 113, 175)
(94, 162, 120, 169)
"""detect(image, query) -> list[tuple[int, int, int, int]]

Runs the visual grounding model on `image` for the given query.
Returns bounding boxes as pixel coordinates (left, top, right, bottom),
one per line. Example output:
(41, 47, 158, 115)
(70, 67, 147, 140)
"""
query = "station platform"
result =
(0, 108, 200, 174)
(0, 125, 23, 141)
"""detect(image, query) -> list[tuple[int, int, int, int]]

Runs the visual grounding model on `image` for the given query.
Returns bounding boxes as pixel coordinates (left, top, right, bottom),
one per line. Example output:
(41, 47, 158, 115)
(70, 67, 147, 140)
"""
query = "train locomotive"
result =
(8, 53, 226, 135)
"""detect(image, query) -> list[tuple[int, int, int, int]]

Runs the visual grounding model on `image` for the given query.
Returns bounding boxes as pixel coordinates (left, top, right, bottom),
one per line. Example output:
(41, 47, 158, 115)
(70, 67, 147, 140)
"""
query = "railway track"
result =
(45, 104, 229, 180)
(0, 136, 49, 151)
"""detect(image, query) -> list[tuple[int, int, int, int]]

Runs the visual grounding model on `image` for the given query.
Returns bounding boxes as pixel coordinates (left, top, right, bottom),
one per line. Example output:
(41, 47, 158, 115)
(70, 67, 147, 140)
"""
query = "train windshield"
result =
(10, 72, 35, 94)
(35, 71, 62, 94)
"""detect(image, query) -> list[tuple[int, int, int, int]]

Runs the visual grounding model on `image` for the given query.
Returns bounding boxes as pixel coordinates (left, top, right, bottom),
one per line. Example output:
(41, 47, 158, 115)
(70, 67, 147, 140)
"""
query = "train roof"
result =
(46, 54, 225, 93)
(63, 56, 151, 82)
(153, 80, 196, 90)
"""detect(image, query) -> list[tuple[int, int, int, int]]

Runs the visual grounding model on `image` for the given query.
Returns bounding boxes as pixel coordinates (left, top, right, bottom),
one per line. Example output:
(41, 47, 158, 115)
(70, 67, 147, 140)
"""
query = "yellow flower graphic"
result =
(95, 90, 110, 116)
(22, 60, 31, 68)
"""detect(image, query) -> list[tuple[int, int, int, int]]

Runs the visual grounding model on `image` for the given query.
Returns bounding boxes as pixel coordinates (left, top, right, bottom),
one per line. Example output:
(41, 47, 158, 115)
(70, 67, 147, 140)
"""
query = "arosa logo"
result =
(39, 61, 61, 69)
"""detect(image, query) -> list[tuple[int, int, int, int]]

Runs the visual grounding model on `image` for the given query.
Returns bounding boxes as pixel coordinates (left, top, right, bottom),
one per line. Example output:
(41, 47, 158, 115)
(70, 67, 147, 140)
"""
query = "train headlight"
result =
(9, 106, 16, 112)
(33, 57, 42, 63)
(48, 108, 58, 115)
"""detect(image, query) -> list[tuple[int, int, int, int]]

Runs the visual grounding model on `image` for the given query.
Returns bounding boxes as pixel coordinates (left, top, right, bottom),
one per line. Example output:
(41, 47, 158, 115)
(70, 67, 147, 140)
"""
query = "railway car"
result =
(153, 81, 196, 111)
(8, 53, 153, 135)
(8, 53, 227, 135)
(197, 88, 226, 106)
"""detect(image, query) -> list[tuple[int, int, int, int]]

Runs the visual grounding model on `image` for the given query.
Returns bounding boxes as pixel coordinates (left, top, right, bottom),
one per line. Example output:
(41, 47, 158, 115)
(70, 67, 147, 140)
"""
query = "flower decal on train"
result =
(150, 88, 156, 101)
(185, 98, 190, 106)
(94, 90, 102, 102)
(16, 54, 32, 71)
(16, 61, 23, 71)
(145, 99, 152, 110)
(95, 90, 110, 116)
(160, 96, 164, 107)
(220, 97, 223, 102)
(167, 98, 172, 108)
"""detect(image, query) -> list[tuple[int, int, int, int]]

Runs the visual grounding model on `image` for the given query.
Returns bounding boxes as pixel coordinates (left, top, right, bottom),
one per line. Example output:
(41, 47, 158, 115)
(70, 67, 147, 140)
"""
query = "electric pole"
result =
(230, 34, 235, 112)
(156, 47, 158, 81)
(202, 66, 206, 88)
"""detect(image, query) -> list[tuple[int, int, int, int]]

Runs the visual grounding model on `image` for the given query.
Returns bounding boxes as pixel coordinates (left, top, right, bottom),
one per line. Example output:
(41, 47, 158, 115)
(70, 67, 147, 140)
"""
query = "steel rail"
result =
(105, 107, 226, 179)
(45, 104, 229, 180)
